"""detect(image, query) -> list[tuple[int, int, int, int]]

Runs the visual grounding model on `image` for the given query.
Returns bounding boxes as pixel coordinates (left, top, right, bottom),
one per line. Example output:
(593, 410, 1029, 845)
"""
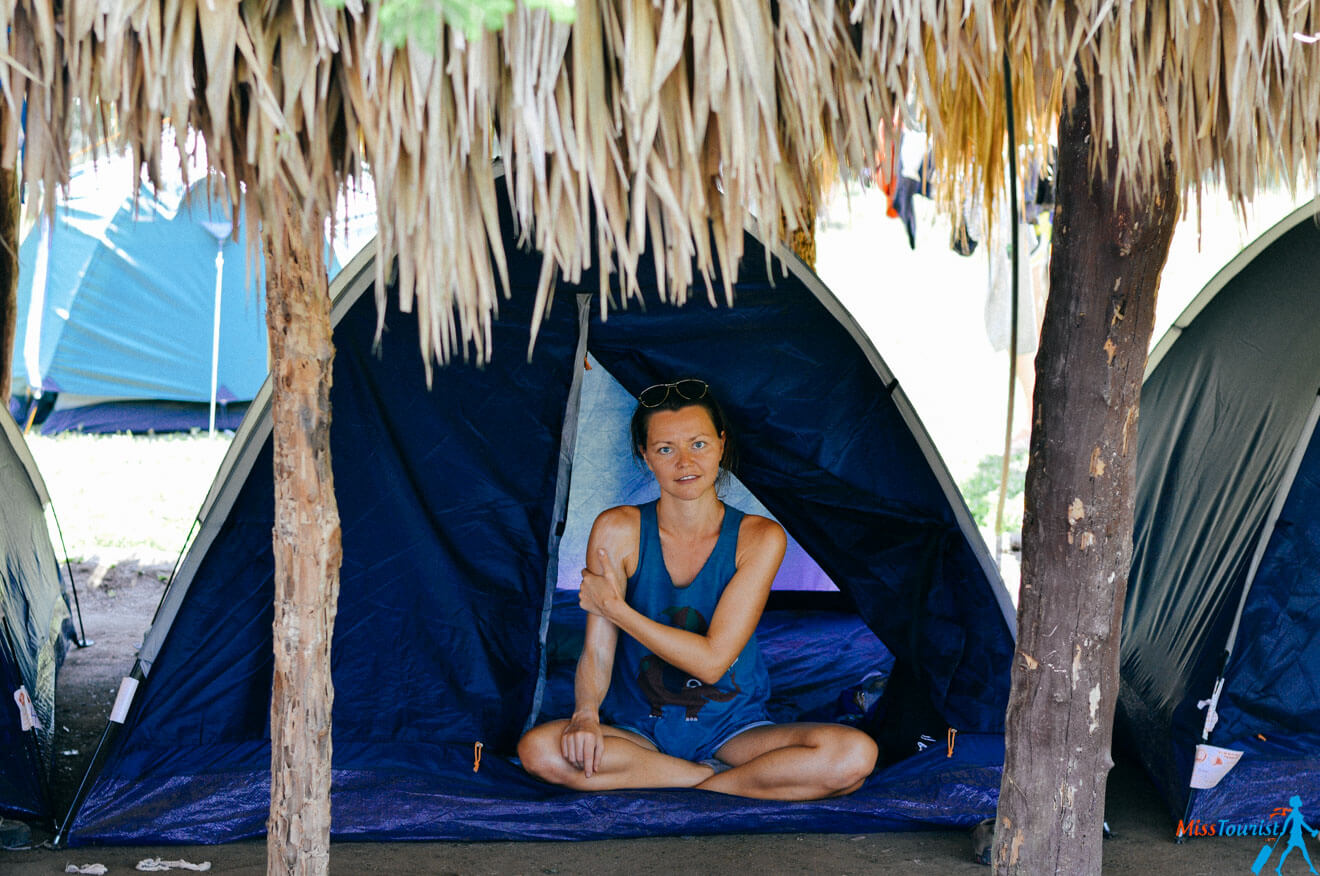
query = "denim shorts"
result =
(614, 714, 774, 762)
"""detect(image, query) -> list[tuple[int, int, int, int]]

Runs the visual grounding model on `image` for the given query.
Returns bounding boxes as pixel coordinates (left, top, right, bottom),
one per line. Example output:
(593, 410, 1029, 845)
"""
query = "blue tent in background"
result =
(9, 156, 374, 434)
(59, 194, 1016, 844)
(0, 407, 72, 821)
(1123, 198, 1320, 831)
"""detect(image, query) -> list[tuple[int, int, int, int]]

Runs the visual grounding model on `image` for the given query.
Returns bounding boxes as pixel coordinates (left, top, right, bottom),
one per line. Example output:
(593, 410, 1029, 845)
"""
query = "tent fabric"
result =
(63, 201, 1013, 844)
(10, 156, 374, 433)
(1123, 198, 1320, 825)
(13, 161, 269, 405)
(0, 411, 71, 819)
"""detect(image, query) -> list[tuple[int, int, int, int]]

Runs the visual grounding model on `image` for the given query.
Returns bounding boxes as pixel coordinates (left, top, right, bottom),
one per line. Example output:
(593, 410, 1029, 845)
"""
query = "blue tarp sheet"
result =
(74, 735, 1003, 844)
(76, 600, 1004, 842)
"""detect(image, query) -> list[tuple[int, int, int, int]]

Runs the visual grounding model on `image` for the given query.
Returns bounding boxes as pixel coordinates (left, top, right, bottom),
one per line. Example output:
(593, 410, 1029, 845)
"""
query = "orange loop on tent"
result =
(947, 728, 957, 758)
(473, 741, 483, 772)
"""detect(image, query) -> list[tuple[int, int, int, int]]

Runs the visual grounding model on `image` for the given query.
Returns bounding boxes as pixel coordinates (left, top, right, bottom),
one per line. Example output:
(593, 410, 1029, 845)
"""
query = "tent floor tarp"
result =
(10, 398, 249, 435)
(73, 737, 1003, 843)
(71, 601, 1001, 843)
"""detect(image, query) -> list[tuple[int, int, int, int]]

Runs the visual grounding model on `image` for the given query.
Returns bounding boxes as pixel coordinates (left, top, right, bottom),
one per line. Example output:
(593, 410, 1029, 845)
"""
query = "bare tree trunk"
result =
(0, 99, 20, 403)
(993, 77, 1178, 874)
(263, 188, 340, 876)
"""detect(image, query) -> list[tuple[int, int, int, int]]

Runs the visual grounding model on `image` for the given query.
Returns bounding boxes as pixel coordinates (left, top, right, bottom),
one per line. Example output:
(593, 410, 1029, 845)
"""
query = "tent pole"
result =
(50, 504, 91, 647)
(53, 663, 143, 846)
(23, 215, 52, 403)
(994, 49, 1022, 570)
(209, 242, 224, 436)
(525, 294, 592, 734)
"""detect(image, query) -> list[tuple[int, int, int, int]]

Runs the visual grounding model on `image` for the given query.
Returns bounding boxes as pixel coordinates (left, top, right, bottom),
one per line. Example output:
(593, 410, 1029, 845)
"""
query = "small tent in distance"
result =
(9, 154, 375, 434)
(0, 410, 73, 821)
(1124, 198, 1320, 829)
(60, 197, 1015, 844)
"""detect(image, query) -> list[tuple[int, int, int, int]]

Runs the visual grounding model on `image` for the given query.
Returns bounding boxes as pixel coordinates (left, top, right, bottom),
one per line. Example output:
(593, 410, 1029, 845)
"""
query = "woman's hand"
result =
(580, 547, 625, 619)
(561, 711, 606, 778)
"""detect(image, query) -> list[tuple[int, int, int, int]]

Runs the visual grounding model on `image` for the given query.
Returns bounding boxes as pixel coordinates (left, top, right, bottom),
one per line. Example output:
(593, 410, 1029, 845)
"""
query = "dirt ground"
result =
(0, 560, 1287, 874)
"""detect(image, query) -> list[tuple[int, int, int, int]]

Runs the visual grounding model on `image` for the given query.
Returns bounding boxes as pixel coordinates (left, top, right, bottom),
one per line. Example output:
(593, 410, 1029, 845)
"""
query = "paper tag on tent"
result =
(1190, 743, 1243, 789)
(14, 685, 42, 731)
(109, 676, 140, 724)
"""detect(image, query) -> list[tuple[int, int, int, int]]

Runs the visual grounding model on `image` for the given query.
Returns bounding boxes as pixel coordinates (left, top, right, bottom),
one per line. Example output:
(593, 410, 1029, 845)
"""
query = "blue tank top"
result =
(603, 501, 772, 759)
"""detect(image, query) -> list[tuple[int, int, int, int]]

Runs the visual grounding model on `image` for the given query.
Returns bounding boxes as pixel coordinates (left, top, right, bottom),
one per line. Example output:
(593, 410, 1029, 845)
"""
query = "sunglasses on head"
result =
(638, 378, 709, 408)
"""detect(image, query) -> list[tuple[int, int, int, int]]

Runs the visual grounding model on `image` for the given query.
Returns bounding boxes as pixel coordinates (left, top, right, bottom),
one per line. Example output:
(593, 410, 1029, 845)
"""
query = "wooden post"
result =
(993, 76, 1178, 874)
(263, 187, 340, 876)
(0, 100, 20, 403)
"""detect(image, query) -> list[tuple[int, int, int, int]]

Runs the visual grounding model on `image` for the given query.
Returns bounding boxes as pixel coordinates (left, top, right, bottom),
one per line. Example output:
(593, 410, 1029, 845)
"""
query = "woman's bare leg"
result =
(696, 722, 878, 800)
(518, 720, 716, 791)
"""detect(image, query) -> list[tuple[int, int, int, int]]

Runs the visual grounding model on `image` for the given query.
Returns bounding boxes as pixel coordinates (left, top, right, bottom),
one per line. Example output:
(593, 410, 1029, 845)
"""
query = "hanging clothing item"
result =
(888, 133, 933, 249)
(984, 218, 1040, 356)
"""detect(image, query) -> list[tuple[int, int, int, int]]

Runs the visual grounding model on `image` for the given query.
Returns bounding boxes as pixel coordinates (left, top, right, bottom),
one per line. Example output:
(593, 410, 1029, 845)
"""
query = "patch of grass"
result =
(960, 449, 1028, 531)
(26, 432, 233, 564)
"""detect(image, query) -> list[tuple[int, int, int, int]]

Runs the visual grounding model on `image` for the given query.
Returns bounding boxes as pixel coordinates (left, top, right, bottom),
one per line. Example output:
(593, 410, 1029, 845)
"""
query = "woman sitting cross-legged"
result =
(518, 378, 878, 800)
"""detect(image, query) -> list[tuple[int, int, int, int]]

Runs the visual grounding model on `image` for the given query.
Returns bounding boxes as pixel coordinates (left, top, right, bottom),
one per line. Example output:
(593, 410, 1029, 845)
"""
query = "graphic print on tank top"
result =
(636, 605, 742, 719)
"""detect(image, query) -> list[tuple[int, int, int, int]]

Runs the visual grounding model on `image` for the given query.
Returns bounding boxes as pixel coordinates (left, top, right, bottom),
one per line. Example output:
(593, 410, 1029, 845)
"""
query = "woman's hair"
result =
(629, 381, 737, 483)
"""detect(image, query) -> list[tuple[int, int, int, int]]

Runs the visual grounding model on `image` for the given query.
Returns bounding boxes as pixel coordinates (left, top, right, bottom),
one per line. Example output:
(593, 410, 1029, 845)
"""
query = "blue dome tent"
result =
(9, 156, 374, 434)
(1124, 197, 1320, 830)
(58, 196, 1016, 844)
(0, 407, 73, 821)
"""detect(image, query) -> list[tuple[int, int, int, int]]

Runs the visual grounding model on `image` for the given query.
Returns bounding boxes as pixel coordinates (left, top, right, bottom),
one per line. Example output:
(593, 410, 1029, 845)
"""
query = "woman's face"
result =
(640, 405, 725, 501)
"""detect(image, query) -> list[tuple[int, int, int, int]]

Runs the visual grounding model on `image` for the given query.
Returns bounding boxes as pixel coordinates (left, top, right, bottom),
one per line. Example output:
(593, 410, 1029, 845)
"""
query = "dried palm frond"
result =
(0, 1, 1317, 366)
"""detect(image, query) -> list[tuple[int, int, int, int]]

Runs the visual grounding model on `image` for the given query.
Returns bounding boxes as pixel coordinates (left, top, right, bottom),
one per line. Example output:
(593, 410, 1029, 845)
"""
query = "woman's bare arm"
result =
(561, 508, 637, 777)
(580, 515, 786, 685)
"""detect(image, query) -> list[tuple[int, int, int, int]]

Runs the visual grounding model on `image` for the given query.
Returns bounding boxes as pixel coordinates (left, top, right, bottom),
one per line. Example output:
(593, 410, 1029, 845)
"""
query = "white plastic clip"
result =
(1195, 676, 1226, 740)
(109, 677, 140, 724)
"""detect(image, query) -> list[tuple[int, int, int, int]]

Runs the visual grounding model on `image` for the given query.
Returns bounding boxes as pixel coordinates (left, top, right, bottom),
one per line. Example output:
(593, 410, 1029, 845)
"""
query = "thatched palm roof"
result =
(2, 1, 1318, 363)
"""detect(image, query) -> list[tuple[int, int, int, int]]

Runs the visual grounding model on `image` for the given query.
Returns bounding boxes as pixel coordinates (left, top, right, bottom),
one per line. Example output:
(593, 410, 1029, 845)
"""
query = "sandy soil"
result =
(0, 559, 1284, 875)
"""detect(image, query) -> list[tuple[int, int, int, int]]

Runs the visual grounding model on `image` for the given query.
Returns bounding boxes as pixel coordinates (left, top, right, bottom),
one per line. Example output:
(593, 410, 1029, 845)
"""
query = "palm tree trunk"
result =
(263, 187, 340, 876)
(993, 75, 1178, 874)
